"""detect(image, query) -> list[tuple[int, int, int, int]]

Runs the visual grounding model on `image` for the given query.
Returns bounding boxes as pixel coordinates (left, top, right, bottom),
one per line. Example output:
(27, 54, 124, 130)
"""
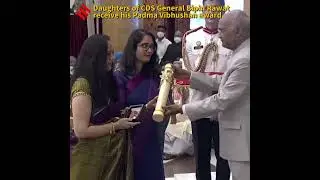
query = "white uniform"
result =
(183, 27, 232, 119)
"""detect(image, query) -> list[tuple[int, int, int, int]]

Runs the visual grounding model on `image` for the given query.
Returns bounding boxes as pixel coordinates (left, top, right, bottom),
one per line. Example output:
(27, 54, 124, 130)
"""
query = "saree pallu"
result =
(70, 130, 133, 180)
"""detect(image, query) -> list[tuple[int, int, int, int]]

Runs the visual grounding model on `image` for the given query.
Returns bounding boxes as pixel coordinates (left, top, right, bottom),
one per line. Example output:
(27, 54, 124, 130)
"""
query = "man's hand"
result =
(172, 62, 191, 79)
(146, 96, 158, 110)
(163, 104, 183, 116)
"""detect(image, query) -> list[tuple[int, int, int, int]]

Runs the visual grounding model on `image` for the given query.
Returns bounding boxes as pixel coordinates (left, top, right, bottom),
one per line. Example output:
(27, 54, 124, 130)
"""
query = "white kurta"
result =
(164, 119, 194, 156)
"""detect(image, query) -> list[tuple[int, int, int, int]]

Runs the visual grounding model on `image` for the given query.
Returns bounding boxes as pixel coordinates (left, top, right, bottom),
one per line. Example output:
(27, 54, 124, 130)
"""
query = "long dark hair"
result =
(119, 29, 161, 77)
(71, 34, 117, 108)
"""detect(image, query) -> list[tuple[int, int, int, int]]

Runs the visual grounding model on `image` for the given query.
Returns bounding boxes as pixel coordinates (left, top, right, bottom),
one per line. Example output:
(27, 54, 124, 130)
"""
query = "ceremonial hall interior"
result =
(70, 0, 250, 179)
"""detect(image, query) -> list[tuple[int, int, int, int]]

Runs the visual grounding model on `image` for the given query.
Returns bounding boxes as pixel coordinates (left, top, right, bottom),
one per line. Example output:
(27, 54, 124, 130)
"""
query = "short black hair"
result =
(203, 0, 225, 5)
(157, 25, 166, 30)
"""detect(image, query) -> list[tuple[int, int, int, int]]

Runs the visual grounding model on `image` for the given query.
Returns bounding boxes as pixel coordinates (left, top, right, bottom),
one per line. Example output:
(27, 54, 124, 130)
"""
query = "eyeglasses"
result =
(138, 43, 156, 51)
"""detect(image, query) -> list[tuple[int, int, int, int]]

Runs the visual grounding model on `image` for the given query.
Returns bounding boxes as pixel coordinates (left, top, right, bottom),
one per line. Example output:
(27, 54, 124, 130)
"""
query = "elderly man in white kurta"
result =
(164, 10, 250, 180)
(180, 1, 232, 180)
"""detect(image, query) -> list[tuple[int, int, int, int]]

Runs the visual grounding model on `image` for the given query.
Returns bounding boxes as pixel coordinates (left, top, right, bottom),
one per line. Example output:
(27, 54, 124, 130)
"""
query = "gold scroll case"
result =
(153, 63, 174, 122)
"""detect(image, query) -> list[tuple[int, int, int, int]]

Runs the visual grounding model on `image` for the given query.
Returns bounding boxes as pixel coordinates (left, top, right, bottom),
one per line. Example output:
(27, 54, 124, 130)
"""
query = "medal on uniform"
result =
(194, 41, 203, 50)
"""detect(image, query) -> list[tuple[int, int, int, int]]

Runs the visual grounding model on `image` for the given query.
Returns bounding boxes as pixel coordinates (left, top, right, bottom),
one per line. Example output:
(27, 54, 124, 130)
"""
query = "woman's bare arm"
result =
(72, 95, 116, 139)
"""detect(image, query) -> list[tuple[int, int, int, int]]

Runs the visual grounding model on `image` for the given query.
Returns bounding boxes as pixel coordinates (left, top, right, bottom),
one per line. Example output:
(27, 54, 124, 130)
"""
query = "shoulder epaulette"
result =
(182, 26, 203, 40)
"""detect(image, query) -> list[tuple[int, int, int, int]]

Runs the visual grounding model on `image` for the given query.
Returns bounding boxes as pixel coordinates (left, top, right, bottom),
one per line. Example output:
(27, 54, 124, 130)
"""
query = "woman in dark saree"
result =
(114, 29, 168, 180)
(70, 34, 139, 180)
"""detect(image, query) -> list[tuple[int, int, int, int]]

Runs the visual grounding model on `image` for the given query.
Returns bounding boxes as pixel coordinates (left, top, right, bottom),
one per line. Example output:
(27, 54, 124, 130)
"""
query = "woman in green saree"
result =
(70, 34, 140, 180)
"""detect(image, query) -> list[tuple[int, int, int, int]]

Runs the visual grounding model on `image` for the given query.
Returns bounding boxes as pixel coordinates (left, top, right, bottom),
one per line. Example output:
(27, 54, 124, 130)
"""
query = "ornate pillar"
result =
(86, 0, 95, 37)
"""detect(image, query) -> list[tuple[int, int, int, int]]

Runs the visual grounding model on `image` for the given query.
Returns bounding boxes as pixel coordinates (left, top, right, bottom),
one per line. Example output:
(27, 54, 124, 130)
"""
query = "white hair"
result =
(225, 10, 250, 38)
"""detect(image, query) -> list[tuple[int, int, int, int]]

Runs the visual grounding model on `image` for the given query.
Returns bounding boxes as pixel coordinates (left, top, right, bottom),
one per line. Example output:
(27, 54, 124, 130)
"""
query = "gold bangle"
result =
(113, 122, 116, 134)
(109, 122, 114, 134)
(108, 122, 113, 135)
(72, 91, 90, 100)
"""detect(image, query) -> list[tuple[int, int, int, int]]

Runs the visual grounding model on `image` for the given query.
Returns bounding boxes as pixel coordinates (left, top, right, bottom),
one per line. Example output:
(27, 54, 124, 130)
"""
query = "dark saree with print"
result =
(70, 77, 133, 180)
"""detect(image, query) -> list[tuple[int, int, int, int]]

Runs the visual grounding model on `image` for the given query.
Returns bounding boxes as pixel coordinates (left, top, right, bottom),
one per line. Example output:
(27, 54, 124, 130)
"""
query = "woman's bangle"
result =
(109, 122, 115, 135)
(112, 122, 115, 134)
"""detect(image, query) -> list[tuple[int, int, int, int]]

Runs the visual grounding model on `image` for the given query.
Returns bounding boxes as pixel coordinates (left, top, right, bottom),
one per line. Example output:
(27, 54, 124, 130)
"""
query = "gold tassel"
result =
(181, 27, 219, 73)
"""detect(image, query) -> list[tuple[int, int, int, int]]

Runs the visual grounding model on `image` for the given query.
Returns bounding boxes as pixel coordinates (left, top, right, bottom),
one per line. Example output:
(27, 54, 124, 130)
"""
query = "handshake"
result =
(146, 62, 191, 116)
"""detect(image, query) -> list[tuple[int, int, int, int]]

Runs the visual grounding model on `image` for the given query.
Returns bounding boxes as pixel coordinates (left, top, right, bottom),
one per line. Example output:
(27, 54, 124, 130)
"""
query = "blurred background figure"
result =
(114, 51, 123, 71)
(70, 56, 77, 77)
(160, 30, 183, 67)
(115, 52, 123, 61)
(156, 25, 172, 65)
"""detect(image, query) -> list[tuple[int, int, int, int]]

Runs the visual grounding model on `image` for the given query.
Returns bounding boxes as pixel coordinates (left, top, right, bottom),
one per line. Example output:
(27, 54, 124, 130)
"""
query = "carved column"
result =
(86, 0, 95, 37)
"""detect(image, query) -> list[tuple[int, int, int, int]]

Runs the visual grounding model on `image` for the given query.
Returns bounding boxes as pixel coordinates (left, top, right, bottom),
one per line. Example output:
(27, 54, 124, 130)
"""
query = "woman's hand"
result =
(146, 96, 158, 110)
(115, 118, 140, 130)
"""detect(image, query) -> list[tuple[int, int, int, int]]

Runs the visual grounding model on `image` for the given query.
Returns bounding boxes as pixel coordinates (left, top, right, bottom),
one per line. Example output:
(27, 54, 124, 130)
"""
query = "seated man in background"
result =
(164, 114, 194, 160)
